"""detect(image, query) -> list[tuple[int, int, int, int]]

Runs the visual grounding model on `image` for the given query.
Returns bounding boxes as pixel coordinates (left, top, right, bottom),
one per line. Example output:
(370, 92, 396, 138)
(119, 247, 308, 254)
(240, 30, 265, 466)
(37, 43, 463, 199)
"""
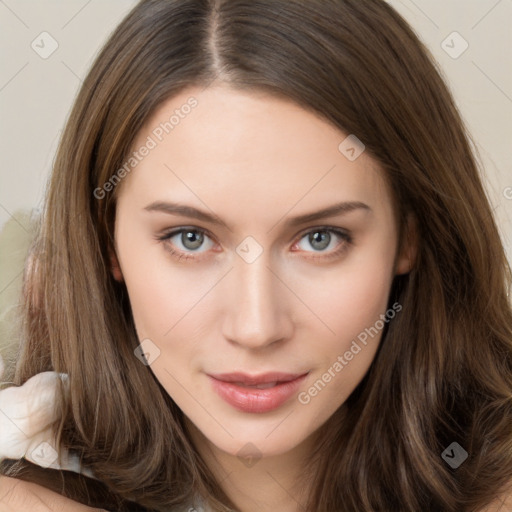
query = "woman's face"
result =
(112, 85, 412, 461)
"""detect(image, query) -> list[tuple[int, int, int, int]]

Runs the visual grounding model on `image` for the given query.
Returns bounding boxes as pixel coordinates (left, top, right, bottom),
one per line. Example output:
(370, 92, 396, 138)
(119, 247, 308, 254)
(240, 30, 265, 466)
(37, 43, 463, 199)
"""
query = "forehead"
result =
(120, 85, 394, 225)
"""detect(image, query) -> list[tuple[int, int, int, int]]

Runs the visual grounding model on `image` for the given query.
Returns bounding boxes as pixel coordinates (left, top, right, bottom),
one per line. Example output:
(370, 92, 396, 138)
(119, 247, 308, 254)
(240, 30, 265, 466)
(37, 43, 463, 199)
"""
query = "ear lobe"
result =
(395, 214, 418, 276)
(109, 248, 123, 282)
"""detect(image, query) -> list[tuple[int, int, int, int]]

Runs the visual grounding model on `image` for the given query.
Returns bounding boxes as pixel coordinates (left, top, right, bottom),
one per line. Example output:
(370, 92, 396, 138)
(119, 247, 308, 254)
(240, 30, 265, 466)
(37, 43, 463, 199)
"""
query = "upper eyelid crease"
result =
(159, 227, 351, 263)
(159, 225, 350, 242)
(144, 200, 371, 230)
(160, 226, 351, 253)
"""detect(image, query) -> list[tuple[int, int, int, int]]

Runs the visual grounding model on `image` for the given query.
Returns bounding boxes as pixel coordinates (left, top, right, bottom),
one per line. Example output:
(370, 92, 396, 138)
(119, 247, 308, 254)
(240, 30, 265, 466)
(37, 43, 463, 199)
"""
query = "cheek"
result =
(298, 246, 395, 349)
(293, 239, 396, 406)
(323, 271, 391, 334)
(119, 238, 213, 340)
(295, 266, 395, 427)
(122, 266, 176, 338)
(121, 260, 210, 399)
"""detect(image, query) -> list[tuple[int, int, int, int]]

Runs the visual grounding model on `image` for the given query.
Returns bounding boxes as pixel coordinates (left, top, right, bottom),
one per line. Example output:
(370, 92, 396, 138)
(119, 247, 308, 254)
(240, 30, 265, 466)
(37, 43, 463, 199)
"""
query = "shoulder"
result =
(478, 484, 512, 512)
(0, 476, 106, 512)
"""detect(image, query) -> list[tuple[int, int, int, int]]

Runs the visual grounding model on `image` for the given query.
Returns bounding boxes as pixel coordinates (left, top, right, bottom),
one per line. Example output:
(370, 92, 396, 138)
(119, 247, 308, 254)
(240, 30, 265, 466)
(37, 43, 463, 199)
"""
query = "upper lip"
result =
(208, 372, 308, 385)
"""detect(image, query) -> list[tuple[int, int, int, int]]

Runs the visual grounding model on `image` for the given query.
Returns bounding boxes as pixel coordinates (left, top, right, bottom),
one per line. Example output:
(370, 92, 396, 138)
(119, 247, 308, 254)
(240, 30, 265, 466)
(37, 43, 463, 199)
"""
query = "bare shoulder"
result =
(494, 490, 512, 511)
(478, 485, 512, 512)
(0, 476, 107, 512)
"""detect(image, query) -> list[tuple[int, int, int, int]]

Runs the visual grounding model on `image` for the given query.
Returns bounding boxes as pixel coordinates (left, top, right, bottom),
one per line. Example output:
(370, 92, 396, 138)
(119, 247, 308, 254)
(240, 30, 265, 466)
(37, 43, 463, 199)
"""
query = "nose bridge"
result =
(222, 251, 292, 349)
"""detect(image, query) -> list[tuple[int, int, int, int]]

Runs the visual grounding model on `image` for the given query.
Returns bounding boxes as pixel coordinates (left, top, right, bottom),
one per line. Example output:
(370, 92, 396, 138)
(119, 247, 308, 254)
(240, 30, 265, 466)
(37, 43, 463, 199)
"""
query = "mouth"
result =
(207, 371, 309, 413)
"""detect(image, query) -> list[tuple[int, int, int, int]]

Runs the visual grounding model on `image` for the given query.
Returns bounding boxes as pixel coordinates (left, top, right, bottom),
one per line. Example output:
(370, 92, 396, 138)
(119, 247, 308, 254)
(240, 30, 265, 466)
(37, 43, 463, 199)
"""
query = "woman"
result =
(1, 0, 511, 510)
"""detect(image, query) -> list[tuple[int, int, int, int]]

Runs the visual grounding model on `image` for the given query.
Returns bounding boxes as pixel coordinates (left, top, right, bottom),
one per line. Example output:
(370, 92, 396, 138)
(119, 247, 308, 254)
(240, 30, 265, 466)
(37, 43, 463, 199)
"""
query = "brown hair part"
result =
(4, 0, 512, 510)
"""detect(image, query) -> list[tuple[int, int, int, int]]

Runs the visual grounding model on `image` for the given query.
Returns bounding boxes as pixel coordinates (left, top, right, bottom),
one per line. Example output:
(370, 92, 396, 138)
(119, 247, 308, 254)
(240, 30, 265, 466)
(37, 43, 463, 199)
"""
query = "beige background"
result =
(0, 0, 511, 272)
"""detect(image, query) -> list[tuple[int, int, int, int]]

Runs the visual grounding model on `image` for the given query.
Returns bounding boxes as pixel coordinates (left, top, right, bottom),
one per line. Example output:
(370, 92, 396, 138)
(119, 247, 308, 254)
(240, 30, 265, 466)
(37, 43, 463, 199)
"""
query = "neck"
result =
(186, 419, 317, 512)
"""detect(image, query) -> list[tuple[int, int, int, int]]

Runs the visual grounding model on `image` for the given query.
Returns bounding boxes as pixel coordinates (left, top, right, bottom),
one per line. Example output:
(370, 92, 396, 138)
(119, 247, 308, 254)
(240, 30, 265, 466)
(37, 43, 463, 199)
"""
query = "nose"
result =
(221, 253, 294, 350)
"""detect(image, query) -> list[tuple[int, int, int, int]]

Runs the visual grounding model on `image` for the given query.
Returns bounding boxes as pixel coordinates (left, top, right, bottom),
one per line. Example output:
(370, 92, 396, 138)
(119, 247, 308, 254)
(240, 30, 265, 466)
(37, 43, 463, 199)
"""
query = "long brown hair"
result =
(3, 0, 512, 510)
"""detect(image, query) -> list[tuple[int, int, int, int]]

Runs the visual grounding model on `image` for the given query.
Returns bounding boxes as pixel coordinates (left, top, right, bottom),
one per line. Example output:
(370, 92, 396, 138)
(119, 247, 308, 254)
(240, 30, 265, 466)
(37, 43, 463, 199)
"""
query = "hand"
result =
(0, 372, 67, 466)
(0, 476, 107, 512)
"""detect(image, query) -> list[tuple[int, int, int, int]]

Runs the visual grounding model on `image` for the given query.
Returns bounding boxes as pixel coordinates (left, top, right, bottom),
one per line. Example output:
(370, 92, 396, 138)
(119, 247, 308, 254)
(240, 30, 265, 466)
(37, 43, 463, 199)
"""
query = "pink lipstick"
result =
(208, 371, 308, 413)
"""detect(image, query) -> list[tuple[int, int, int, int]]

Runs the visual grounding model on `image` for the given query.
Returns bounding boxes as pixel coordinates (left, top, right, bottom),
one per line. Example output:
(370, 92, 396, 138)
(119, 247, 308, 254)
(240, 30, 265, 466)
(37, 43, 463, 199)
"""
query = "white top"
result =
(0, 355, 210, 511)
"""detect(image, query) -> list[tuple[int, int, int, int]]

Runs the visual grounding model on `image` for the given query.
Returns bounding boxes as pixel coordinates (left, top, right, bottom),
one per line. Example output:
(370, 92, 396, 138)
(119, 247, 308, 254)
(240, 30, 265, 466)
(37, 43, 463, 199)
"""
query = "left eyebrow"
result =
(283, 201, 372, 228)
(143, 200, 371, 230)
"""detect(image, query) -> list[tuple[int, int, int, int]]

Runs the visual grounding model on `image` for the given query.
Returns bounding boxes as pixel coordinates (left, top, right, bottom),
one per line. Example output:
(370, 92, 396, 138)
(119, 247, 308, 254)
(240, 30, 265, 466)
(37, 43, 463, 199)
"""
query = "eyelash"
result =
(155, 226, 353, 263)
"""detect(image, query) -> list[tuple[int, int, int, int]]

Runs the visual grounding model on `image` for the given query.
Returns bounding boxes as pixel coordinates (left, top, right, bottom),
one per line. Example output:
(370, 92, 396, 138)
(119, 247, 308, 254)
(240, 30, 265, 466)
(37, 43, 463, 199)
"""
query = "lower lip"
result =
(208, 374, 308, 413)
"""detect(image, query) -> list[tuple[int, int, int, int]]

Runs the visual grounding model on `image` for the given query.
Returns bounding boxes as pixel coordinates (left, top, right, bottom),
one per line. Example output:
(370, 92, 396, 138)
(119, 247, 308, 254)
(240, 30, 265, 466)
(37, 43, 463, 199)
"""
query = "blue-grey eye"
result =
(165, 229, 214, 252)
(296, 229, 349, 253)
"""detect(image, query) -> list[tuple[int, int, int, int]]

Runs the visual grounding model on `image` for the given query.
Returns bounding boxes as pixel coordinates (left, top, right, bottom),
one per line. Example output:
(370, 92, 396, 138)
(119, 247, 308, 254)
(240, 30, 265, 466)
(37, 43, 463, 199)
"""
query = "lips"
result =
(207, 371, 309, 413)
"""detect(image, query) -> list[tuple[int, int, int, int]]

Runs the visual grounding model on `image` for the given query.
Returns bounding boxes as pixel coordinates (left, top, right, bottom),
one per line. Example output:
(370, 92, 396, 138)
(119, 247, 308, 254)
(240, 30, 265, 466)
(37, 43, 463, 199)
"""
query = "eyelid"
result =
(291, 225, 352, 259)
(160, 225, 216, 240)
(295, 224, 350, 240)
(154, 228, 208, 263)
(156, 225, 352, 260)
(157, 226, 218, 254)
